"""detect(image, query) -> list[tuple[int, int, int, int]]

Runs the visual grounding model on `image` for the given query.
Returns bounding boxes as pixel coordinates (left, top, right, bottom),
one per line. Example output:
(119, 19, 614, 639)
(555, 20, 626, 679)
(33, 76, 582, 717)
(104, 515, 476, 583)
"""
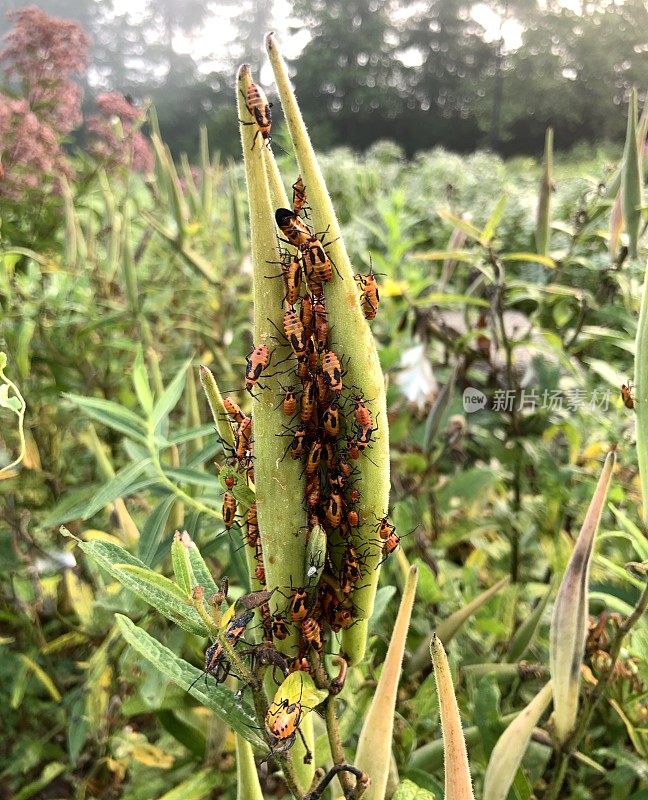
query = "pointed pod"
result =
(355, 566, 418, 800)
(535, 127, 553, 256)
(429, 634, 475, 800)
(621, 88, 642, 259)
(483, 681, 553, 800)
(549, 451, 615, 742)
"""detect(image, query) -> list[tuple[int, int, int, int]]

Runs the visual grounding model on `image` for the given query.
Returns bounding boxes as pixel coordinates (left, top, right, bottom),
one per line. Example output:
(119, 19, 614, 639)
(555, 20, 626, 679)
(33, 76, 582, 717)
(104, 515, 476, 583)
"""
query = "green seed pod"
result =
(621, 88, 642, 259)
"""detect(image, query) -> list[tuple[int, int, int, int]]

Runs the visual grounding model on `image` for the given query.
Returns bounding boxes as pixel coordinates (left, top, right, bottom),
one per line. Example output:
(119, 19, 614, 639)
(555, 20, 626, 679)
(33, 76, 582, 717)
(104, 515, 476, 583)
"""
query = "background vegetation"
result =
(1, 4, 647, 800)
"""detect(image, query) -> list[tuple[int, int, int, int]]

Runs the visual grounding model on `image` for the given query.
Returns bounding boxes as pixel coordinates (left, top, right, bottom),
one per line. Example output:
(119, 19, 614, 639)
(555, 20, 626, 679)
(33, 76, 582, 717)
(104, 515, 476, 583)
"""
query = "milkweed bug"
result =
(222, 492, 237, 529)
(292, 175, 309, 217)
(621, 383, 635, 410)
(240, 82, 272, 149)
(275, 208, 311, 249)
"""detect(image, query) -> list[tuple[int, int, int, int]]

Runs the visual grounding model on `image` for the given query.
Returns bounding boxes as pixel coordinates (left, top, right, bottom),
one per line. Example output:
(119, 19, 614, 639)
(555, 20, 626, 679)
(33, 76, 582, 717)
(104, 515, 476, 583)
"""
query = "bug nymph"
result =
(266, 251, 302, 307)
(621, 382, 635, 410)
(292, 175, 309, 217)
(222, 491, 237, 529)
(241, 81, 272, 149)
(283, 308, 308, 359)
(245, 344, 270, 393)
(223, 396, 246, 426)
(302, 236, 333, 291)
(275, 207, 312, 249)
(321, 350, 343, 394)
(352, 394, 373, 429)
(301, 617, 322, 651)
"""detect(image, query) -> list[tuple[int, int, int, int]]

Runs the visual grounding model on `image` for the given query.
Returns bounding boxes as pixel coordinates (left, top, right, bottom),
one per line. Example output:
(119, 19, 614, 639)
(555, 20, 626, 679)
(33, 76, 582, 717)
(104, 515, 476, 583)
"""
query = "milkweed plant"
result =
(33, 36, 646, 800)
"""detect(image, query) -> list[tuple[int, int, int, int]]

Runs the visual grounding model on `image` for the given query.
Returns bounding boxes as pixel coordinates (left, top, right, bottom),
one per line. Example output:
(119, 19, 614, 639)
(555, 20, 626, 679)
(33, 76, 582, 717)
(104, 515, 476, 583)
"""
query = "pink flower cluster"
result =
(87, 92, 154, 174)
(0, 7, 153, 205)
(0, 6, 89, 201)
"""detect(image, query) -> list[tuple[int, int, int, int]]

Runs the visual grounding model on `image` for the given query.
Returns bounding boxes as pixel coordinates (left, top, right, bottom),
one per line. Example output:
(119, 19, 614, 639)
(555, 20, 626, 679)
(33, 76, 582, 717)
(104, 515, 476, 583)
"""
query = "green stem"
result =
(635, 257, 648, 526)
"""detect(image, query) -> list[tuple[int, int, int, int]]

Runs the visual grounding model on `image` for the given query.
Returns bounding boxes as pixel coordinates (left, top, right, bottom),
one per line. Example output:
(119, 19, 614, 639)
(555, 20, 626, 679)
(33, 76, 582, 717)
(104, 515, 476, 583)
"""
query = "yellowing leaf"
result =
(64, 570, 95, 629)
(130, 743, 175, 769)
(82, 529, 125, 545)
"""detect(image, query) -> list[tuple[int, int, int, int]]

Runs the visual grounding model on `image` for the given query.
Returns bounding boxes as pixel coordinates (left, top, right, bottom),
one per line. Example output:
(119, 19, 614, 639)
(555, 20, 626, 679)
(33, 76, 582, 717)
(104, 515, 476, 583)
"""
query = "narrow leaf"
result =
(82, 458, 152, 520)
(483, 681, 553, 800)
(481, 195, 507, 245)
(64, 393, 147, 443)
(151, 358, 193, 432)
(79, 540, 207, 636)
(139, 494, 177, 566)
(355, 566, 419, 800)
(116, 615, 264, 748)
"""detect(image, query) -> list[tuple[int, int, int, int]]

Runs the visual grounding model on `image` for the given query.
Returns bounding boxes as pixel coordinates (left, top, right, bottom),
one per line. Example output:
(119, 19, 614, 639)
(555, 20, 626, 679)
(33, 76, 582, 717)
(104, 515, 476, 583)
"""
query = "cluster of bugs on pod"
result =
(196, 86, 394, 760)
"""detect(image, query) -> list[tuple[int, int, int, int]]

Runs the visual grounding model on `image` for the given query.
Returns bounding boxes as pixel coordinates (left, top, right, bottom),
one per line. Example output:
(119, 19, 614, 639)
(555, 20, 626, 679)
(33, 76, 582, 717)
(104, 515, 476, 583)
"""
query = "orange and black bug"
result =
(356, 262, 380, 320)
(347, 509, 359, 528)
(313, 296, 329, 351)
(285, 423, 308, 460)
(223, 491, 237, 529)
(271, 614, 291, 640)
(305, 440, 322, 476)
(283, 308, 308, 358)
(347, 439, 361, 460)
(255, 563, 266, 583)
(275, 208, 311, 249)
(299, 295, 314, 332)
(280, 385, 298, 417)
(341, 545, 364, 586)
(325, 490, 343, 528)
(288, 586, 309, 623)
(621, 383, 635, 410)
(301, 617, 322, 651)
(301, 236, 333, 290)
(352, 394, 373, 429)
(322, 441, 335, 468)
(191, 609, 254, 687)
(306, 474, 321, 509)
(235, 416, 253, 459)
(245, 344, 270, 393)
(267, 251, 302, 307)
(292, 175, 308, 217)
(322, 350, 343, 393)
(332, 606, 354, 632)
(379, 532, 401, 564)
(241, 82, 272, 149)
(353, 421, 378, 451)
(300, 378, 317, 423)
(223, 397, 246, 426)
(322, 401, 341, 438)
(376, 515, 396, 541)
(224, 474, 235, 489)
(296, 356, 309, 381)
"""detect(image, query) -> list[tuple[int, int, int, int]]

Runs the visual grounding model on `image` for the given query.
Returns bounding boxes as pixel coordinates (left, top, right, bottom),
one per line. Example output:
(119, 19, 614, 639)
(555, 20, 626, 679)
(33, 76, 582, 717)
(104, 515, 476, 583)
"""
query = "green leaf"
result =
(79, 540, 207, 635)
(413, 249, 479, 264)
(115, 564, 190, 601)
(13, 762, 66, 800)
(139, 494, 177, 566)
(115, 615, 265, 749)
(156, 710, 206, 759)
(506, 584, 553, 662)
(501, 252, 556, 268)
(436, 207, 482, 240)
(151, 358, 193, 433)
(186, 537, 219, 597)
(481, 195, 507, 245)
(64, 393, 147, 443)
(164, 467, 216, 489)
(392, 778, 437, 800)
(82, 458, 152, 520)
(171, 534, 196, 595)
(42, 484, 101, 526)
(411, 293, 489, 308)
(158, 769, 221, 800)
(133, 347, 154, 414)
